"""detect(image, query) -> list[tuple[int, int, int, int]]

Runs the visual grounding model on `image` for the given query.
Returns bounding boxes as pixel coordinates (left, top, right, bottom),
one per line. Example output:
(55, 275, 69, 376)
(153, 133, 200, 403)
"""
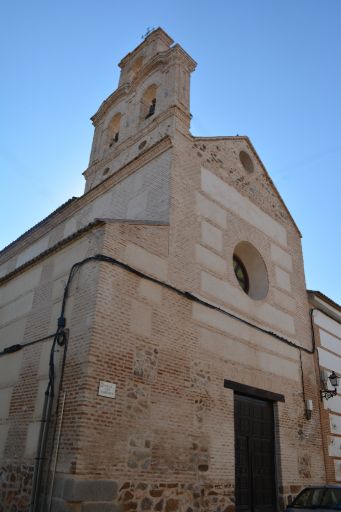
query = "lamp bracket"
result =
(321, 388, 337, 400)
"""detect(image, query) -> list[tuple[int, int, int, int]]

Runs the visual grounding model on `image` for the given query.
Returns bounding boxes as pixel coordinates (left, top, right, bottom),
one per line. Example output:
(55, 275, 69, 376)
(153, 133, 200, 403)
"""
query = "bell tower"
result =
(84, 28, 197, 191)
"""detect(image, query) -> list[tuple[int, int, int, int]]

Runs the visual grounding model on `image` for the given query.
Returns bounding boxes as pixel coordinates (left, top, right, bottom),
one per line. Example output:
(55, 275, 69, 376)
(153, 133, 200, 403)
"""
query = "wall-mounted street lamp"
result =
(321, 371, 340, 400)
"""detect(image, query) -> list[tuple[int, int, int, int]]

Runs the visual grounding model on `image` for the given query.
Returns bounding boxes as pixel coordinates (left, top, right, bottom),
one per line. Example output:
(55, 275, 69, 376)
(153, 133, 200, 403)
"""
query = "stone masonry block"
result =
(63, 478, 118, 502)
(201, 220, 223, 252)
(130, 300, 152, 337)
(52, 474, 65, 498)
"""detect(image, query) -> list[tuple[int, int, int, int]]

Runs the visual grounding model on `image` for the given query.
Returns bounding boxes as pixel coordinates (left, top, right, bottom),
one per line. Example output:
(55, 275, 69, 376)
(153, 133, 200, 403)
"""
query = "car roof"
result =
(300, 485, 341, 489)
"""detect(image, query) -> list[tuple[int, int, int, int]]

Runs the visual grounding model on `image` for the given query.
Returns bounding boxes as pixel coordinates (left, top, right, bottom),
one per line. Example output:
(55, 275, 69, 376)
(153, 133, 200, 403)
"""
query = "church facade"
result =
(0, 29, 326, 511)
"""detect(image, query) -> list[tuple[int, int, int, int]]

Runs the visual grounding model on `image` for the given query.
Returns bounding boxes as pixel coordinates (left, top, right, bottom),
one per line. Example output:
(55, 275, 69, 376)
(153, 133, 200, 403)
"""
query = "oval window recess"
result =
(138, 140, 147, 151)
(233, 242, 268, 300)
(103, 167, 110, 176)
(239, 150, 254, 174)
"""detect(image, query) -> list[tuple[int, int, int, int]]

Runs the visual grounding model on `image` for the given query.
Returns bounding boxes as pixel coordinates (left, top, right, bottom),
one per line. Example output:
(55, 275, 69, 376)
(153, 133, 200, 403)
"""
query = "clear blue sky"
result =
(1, 0, 340, 304)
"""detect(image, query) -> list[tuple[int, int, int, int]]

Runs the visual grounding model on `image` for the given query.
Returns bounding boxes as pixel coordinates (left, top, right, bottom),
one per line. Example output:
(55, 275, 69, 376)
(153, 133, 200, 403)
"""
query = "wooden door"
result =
(234, 394, 277, 512)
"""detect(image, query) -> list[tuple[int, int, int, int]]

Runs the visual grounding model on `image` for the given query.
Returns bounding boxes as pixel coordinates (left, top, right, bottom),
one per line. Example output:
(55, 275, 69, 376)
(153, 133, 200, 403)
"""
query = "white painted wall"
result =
(318, 347, 341, 375)
(314, 310, 341, 339)
(325, 394, 341, 414)
(330, 414, 341, 435)
(320, 329, 341, 356)
(328, 435, 341, 457)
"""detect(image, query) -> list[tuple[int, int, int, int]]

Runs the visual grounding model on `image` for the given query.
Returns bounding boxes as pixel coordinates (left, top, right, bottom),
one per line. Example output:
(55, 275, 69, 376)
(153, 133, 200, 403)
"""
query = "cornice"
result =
(1, 137, 173, 264)
(0, 218, 170, 285)
(169, 44, 197, 72)
(119, 28, 174, 69)
(242, 136, 302, 238)
(0, 197, 78, 257)
(0, 220, 105, 285)
(308, 290, 341, 314)
(130, 50, 172, 88)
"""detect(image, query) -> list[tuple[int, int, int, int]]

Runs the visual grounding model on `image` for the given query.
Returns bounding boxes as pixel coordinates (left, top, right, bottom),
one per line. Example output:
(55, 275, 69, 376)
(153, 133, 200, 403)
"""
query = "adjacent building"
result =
(308, 291, 341, 485)
(0, 29, 327, 511)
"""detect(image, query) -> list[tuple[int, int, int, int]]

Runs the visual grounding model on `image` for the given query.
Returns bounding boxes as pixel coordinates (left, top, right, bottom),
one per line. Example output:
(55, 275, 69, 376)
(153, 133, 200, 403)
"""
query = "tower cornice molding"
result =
(168, 44, 197, 72)
(118, 28, 174, 69)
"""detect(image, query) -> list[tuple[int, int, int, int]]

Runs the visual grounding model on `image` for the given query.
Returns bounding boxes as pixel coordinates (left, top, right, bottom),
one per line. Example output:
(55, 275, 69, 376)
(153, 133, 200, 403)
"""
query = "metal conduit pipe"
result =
(30, 383, 51, 511)
(30, 329, 67, 512)
(29, 254, 321, 509)
(47, 391, 66, 512)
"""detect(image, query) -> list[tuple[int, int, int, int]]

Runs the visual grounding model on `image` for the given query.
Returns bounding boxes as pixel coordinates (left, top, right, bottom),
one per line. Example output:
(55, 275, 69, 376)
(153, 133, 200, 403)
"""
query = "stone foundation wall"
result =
(0, 463, 33, 512)
(50, 476, 235, 512)
(117, 481, 234, 512)
(0, 467, 301, 512)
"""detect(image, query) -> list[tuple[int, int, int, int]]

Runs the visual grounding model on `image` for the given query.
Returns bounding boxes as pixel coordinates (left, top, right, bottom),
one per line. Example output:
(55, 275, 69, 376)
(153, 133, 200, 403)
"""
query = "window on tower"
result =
(107, 113, 121, 147)
(145, 98, 156, 119)
(140, 84, 157, 121)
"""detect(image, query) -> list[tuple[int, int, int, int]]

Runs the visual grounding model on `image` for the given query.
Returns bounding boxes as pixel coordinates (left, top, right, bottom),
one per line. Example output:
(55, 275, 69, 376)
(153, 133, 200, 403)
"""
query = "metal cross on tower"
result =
(142, 27, 155, 39)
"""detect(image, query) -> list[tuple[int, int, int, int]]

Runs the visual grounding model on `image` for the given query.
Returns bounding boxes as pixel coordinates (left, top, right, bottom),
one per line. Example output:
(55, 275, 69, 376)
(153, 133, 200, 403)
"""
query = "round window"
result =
(233, 242, 268, 300)
(239, 150, 254, 174)
(233, 256, 249, 294)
